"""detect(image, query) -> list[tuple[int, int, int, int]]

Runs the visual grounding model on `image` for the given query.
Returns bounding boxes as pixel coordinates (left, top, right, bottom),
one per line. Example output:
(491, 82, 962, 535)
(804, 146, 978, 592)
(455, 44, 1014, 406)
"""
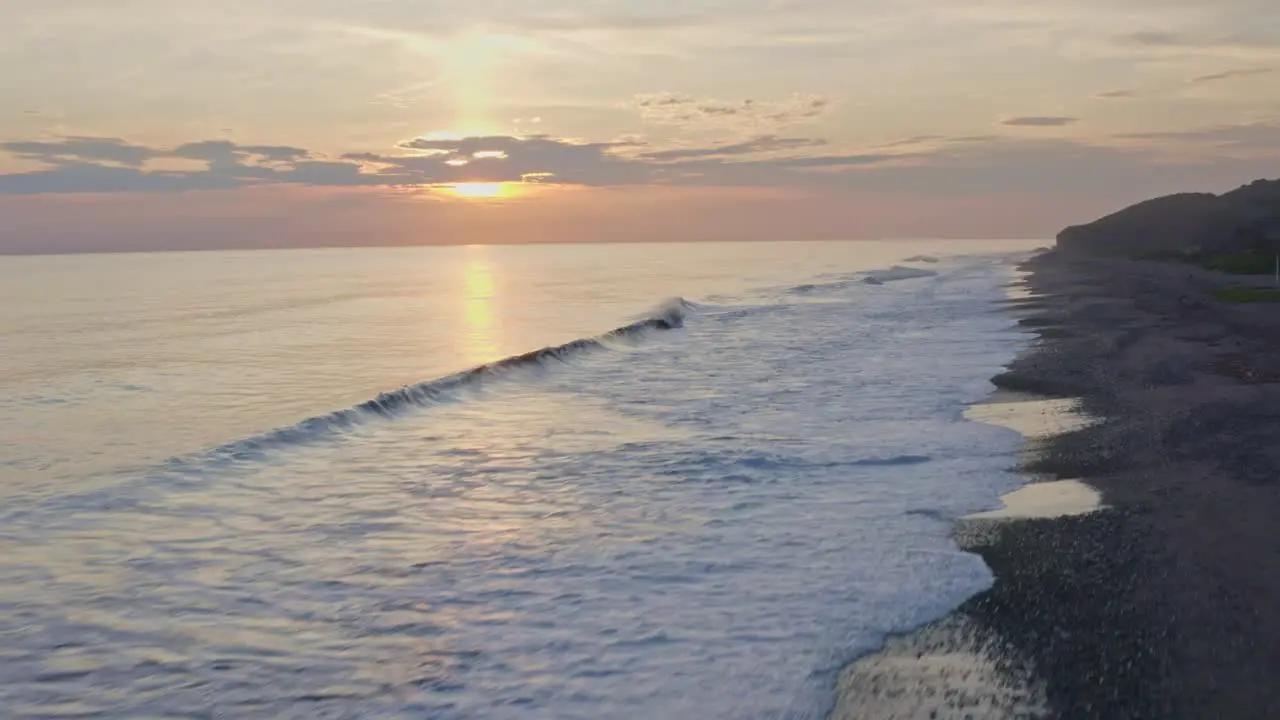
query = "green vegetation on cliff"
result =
(1209, 287, 1280, 303)
(1202, 252, 1278, 275)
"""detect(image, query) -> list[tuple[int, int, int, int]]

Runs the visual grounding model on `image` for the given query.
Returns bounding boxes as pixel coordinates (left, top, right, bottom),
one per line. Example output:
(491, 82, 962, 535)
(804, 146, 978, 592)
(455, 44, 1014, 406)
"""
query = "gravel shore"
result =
(836, 248, 1280, 719)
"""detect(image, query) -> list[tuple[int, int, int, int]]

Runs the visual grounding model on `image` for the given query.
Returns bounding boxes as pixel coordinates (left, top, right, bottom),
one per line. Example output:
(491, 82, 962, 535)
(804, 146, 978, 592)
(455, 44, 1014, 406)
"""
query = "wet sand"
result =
(838, 248, 1280, 718)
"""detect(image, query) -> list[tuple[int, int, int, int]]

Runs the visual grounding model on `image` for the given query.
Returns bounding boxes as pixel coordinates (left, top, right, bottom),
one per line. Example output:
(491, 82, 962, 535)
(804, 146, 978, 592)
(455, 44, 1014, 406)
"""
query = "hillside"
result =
(1057, 179, 1280, 258)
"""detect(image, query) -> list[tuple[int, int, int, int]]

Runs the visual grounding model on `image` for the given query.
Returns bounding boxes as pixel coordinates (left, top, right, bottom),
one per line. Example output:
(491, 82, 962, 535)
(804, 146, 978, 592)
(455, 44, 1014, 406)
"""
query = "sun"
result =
(445, 182, 510, 199)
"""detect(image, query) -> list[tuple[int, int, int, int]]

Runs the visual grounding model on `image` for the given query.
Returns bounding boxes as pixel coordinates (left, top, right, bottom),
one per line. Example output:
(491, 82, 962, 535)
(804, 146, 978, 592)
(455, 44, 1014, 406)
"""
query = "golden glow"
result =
(463, 245, 500, 363)
(444, 33, 500, 136)
(445, 182, 514, 199)
(420, 131, 467, 141)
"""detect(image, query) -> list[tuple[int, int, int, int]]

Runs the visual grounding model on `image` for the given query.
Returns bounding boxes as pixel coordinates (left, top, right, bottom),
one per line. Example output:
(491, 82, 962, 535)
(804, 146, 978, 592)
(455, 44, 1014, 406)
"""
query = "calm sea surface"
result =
(0, 240, 1036, 718)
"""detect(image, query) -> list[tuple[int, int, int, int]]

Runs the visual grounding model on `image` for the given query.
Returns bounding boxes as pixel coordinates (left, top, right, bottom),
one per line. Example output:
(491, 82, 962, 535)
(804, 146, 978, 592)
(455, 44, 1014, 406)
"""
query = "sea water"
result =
(0, 240, 1037, 719)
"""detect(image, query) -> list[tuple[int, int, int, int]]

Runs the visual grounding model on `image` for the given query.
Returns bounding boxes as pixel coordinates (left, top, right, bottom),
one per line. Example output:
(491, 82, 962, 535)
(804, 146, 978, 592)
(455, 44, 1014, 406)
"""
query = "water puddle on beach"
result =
(964, 480, 1103, 520)
(963, 390, 1092, 439)
(962, 390, 1106, 520)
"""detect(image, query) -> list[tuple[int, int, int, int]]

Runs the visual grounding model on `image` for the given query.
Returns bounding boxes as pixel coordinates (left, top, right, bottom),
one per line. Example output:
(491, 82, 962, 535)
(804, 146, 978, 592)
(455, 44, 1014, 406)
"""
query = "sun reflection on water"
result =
(463, 246, 501, 364)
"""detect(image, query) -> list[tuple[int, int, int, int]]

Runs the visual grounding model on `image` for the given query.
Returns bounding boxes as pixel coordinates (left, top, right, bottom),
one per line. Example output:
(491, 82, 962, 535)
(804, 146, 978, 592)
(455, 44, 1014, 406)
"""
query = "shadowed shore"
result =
(837, 246, 1280, 719)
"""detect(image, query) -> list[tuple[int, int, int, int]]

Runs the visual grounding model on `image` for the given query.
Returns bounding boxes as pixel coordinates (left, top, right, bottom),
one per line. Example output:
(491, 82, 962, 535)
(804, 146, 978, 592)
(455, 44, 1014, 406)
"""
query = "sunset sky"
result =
(2, 0, 1278, 253)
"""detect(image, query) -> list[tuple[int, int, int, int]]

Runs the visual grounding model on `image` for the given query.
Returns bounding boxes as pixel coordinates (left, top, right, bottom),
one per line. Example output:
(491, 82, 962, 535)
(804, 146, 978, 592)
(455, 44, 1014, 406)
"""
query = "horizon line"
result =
(0, 236, 1052, 259)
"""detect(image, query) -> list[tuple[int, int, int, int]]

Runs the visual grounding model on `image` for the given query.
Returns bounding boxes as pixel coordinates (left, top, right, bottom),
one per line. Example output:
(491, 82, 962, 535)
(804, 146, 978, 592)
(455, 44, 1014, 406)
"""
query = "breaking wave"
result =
(790, 265, 940, 294)
(191, 298, 696, 465)
(850, 454, 933, 467)
(864, 265, 939, 283)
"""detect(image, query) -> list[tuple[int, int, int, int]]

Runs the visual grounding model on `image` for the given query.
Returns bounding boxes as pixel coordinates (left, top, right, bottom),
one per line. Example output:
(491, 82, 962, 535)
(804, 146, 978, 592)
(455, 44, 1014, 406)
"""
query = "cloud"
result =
(1120, 31, 1186, 47)
(4, 120, 1280, 198)
(1191, 67, 1272, 83)
(0, 137, 390, 194)
(1112, 29, 1280, 56)
(369, 134, 650, 185)
(1116, 120, 1280, 151)
(1001, 116, 1079, 127)
(777, 153, 901, 168)
(0, 137, 160, 167)
(641, 135, 827, 161)
(0, 132, 916, 194)
(1093, 67, 1271, 102)
(397, 135, 636, 155)
(173, 140, 310, 163)
(874, 135, 946, 149)
(635, 93, 832, 129)
(329, 7, 713, 41)
(496, 12, 710, 33)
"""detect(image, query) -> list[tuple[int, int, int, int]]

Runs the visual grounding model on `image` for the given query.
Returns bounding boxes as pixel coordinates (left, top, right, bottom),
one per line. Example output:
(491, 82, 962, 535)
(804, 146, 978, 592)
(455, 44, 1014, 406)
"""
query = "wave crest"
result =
(850, 454, 933, 467)
(790, 265, 939, 294)
(193, 300, 695, 464)
(864, 266, 939, 283)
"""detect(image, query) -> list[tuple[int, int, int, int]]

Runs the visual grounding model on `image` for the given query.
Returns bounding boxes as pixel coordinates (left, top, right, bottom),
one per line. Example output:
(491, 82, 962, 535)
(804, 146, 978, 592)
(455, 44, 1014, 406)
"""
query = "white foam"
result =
(835, 615, 1049, 719)
(864, 265, 939, 283)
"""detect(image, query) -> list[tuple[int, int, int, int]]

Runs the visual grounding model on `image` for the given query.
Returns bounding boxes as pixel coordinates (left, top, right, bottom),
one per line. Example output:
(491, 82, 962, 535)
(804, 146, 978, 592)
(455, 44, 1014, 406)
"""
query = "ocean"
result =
(0, 240, 1038, 719)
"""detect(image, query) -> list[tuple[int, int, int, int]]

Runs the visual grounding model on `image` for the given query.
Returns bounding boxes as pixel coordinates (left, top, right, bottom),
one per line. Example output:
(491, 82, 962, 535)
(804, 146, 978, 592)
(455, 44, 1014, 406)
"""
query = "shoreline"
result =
(838, 246, 1280, 718)
(830, 264, 1092, 719)
(832, 386, 1113, 719)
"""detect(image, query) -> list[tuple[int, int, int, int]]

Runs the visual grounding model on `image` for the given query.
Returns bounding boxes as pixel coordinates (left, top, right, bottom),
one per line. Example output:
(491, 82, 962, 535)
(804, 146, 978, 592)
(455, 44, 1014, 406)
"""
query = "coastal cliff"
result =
(1057, 178, 1280, 258)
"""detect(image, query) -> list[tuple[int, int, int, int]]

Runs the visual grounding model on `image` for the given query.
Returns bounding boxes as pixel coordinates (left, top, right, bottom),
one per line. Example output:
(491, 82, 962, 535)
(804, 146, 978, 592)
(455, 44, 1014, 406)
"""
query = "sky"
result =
(2, 0, 1279, 253)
